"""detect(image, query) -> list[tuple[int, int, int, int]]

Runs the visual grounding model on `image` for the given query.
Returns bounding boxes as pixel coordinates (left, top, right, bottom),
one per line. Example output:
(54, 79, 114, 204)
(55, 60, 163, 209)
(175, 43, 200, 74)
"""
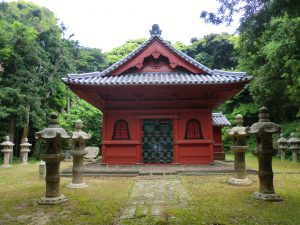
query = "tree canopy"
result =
(200, 0, 300, 122)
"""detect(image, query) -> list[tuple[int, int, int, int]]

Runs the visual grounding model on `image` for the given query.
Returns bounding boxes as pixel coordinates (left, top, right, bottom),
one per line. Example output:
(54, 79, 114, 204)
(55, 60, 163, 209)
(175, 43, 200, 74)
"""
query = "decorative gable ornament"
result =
(150, 24, 162, 37)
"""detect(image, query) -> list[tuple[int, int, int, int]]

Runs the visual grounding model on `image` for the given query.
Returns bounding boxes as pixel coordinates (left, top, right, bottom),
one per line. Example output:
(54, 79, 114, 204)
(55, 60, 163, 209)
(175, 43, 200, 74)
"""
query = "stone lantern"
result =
(35, 112, 72, 205)
(227, 114, 251, 185)
(67, 119, 91, 189)
(20, 138, 32, 164)
(277, 132, 288, 161)
(288, 133, 300, 162)
(0, 136, 14, 167)
(248, 106, 282, 201)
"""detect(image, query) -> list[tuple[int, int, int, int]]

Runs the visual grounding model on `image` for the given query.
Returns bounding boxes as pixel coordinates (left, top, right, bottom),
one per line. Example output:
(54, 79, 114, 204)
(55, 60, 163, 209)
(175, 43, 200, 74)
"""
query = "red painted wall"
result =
(213, 126, 225, 160)
(102, 108, 215, 164)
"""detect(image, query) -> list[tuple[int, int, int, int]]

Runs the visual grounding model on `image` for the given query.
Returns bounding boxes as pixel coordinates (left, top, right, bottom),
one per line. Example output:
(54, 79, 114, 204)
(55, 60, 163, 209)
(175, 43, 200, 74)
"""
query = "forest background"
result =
(0, 0, 299, 158)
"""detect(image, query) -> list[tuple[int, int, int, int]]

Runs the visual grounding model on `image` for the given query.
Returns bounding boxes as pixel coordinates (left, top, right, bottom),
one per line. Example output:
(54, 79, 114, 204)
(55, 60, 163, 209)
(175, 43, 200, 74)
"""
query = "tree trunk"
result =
(21, 104, 30, 143)
(9, 116, 15, 163)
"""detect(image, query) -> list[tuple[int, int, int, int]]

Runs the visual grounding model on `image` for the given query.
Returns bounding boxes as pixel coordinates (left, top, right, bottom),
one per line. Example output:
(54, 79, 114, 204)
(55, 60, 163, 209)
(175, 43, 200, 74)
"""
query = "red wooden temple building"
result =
(63, 25, 251, 165)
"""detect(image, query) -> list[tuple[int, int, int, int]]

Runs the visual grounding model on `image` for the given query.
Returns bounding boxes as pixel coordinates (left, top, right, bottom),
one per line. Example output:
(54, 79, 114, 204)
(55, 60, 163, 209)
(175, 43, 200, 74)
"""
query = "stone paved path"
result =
(117, 175, 190, 224)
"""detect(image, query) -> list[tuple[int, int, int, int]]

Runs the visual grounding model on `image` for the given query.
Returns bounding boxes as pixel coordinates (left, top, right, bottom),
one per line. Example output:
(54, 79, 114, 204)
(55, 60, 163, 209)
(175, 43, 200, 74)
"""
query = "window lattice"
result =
(185, 119, 203, 139)
(112, 119, 130, 140)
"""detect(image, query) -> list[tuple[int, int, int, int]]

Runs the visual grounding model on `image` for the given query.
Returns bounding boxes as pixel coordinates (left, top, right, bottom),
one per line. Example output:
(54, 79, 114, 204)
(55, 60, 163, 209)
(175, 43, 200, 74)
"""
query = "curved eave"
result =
(62, 73, 252, 87)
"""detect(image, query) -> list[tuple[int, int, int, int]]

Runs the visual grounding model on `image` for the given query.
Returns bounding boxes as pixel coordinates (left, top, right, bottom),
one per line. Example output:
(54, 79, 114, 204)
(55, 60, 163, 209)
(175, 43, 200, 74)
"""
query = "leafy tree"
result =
(59, 99, 102, 148)
(182, 33, 238, 69)
(76, 47, 106, 73)
(201, 0, 300, 122)
(173, 41, 188, 52)
(0, 1, 75, 155)
(104, 38, 146, 66)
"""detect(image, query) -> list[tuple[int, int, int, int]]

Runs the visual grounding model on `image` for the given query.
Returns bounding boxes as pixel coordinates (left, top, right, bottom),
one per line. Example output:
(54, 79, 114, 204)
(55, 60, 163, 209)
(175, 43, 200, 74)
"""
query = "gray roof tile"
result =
(212, 112, 231, 126)
(64, 72, 251, 86)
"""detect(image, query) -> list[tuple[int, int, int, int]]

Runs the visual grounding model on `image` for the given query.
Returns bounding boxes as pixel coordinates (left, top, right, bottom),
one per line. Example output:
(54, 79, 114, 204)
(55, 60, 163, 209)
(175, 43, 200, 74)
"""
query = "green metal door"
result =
(142, 119, 173, 163)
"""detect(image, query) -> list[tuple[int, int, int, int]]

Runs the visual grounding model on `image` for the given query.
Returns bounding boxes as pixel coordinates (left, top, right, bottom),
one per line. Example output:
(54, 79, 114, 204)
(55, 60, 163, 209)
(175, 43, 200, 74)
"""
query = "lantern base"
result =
(67, 182, 88, 189)
(38, 194, 68, 205)
(228, 177, 252, 186)
(1, 164, 11, 168)
(252, 191, 283, 202)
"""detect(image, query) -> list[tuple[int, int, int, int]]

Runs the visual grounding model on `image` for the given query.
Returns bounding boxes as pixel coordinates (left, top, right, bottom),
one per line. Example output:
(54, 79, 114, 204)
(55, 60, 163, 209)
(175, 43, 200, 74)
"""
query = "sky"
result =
(8, 0, 240, 52)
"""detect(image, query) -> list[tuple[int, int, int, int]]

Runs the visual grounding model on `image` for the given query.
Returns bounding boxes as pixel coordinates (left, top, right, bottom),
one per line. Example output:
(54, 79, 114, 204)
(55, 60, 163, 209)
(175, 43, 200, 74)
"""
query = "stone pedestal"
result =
(248, 107, 283, 201)
(67, 120, 90, 189)
(20, 138, 31, 164)
(228, 146, 251, 185)
(227, 114, 251, 186)
(35, 113, 72, 205)
(277, 133, 288, 161)
(67, 150, 88, 188)
(288, 133, 300, 163)
(1, 136, 14, 168)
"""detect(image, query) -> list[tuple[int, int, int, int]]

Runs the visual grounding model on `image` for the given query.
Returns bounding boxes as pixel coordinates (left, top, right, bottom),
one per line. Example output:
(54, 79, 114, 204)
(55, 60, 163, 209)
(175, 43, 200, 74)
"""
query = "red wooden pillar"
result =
(173, 117, 179, 163)
(102, 113, 107, 162)
(136, 118, 142, 163)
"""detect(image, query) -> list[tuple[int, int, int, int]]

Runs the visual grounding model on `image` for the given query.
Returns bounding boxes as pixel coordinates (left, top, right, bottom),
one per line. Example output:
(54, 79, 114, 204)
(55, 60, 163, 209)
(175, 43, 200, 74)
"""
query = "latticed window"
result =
(185, 119, 203, 139)
(113, 119, 130, 140)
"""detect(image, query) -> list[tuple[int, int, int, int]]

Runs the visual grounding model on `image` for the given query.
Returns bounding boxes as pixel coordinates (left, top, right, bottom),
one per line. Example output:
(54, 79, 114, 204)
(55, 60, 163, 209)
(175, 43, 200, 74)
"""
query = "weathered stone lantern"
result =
(0, 136, 14, 167)
(35, 113, 72, 205)
(277, 132, 288, 161)
(20, 138, 32, 164)
(67, 119, 91, 189)
(227, 114, 251, 185)
(248, 106, 282, 201)
(288, 133, 300, 162)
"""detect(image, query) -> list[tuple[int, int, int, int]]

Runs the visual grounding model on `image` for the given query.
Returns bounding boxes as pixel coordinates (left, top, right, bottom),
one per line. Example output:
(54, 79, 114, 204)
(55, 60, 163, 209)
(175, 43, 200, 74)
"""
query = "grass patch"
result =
(177, 174, 300, 225)
(0, 156, 299, 225)
(0, 162, 134, 225)
(226, 153, 300, 172)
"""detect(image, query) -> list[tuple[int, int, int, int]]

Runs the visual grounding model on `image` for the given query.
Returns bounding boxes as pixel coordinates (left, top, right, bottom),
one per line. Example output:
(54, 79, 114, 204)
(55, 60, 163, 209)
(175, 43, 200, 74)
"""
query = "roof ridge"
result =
(212, 69, 247, 76)
(212, 112, 224, 115)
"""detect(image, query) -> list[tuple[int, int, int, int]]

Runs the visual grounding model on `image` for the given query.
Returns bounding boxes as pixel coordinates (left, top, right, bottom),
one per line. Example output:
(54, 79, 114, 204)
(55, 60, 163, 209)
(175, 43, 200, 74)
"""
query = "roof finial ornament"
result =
(150, 24, 162, 37)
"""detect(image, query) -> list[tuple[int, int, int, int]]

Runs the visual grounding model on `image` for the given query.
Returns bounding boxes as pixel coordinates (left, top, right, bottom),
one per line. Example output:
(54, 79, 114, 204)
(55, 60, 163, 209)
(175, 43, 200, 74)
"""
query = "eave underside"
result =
(68, 82, 247, 111)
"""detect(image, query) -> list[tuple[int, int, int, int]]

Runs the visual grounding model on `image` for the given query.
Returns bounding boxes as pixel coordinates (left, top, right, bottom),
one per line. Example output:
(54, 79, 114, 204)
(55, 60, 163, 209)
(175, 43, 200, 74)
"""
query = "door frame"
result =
(136, 115, 179, 164)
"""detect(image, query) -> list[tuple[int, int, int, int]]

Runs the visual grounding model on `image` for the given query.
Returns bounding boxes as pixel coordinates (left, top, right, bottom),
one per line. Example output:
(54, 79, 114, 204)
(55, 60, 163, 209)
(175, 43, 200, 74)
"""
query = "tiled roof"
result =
(63, 32, 251, 86)
(67, 36, 212, 78)
(212, 113, 231, 126)
(64, 72, 251, 85)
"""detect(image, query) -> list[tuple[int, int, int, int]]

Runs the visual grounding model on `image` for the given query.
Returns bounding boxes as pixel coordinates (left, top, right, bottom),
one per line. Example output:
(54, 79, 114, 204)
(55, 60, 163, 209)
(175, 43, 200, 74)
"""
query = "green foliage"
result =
(76, 47, 106, 73)
(0, 1, 106, 156)
(182, 33, 238, 69)
(200, 0, 300, 122)
(104, 38, 146, 65)
(243, 16, 300, 121)
(173, 41, 187, 52)
(60, 99, 102, 148)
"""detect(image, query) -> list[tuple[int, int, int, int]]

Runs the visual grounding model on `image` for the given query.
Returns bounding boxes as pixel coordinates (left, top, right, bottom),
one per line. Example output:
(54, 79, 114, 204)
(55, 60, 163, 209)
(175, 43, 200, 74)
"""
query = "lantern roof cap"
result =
(248, 107, 280, 134)
(0, 136, 14, 147)
(227, 114, 248, 136)
(277, 132, 288, 143)
(72, 119, 91, 140)
(288, 133, 300, 143)
(35, 113, 72, 140)
(20, 138, 32, 147)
